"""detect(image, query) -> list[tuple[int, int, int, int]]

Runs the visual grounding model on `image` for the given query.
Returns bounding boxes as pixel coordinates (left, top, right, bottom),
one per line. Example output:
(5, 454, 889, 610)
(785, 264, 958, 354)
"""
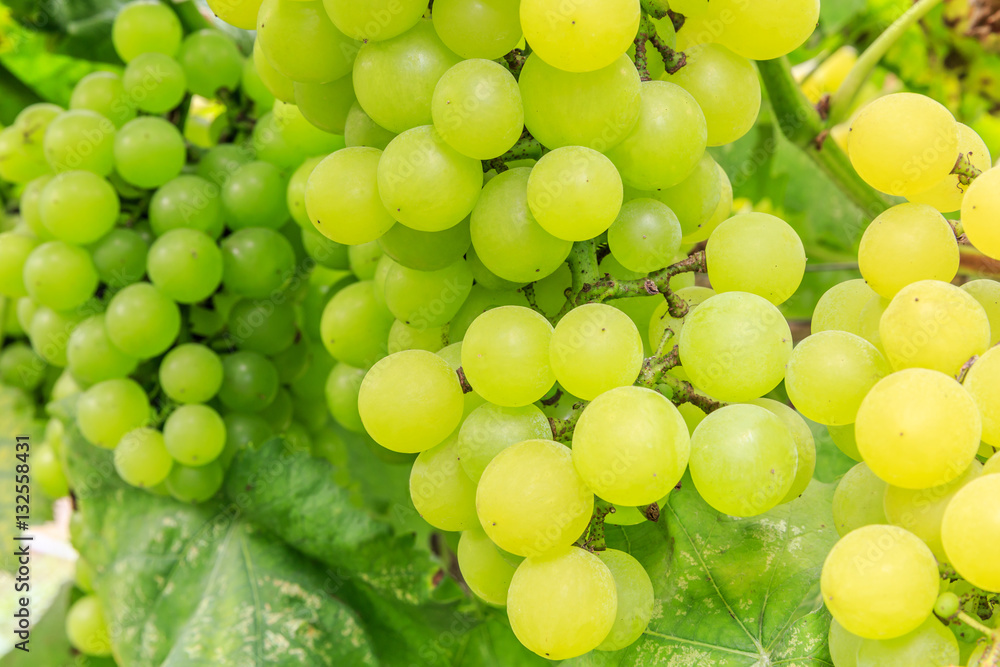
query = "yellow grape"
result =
(811, 279, 877, 336)
(712, 0, 821, 61)
(827, 423, 862, 462)
(595, 549, 654, 651)
(964, 347, 1000, 447)
(961, 279, 1000, 346)
(832, 462, 888, 537)
(457, 527, 518, 606)
(519, 0, 640, 74)
(941, 475, 1000, 592)
(549, 304, 643, 401)
(855, 369, 981, 490)
(305, 147, 396, 245)
(821, 524, 938, 640)
(526, 147, 623, 242)
(961, 166, 1000, 260)
(749, 398, 816, 504)
(648, 286, 715, 351)
(801, 46, 857, 104)
(409, 432, 478, 531)
(855, 616, 959, 667)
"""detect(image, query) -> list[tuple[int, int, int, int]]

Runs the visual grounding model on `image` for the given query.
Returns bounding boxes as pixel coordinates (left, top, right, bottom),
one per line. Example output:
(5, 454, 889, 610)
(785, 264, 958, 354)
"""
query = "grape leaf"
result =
(570, 476, 838, 667)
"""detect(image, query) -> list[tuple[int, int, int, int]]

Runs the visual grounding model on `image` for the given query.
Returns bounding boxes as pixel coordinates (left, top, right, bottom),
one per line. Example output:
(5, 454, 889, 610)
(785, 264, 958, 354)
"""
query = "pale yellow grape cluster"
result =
(814, 91, 1000, 666)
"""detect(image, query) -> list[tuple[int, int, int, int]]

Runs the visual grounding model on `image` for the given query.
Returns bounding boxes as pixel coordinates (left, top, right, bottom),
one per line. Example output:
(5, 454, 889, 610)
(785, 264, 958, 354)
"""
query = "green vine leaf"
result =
(569, 475, 838, 666)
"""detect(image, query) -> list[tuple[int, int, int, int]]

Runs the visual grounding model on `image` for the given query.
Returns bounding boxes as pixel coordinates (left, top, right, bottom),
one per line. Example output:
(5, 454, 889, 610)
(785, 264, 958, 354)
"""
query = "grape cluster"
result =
(810, 94, 1000, 665)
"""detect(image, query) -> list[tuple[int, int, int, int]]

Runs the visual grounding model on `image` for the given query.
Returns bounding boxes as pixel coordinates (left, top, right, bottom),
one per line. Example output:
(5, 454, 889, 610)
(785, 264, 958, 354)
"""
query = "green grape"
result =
(222, 161, 289, 231)
(466, 246, 524, 292)
(196, 143, 254, 187)
(849, 94, 959, 197)
(19, 176, 54, 240)
(448, 285, 529, 342)
(39, 171, 120, 244)
(221, 227, 296, 298)
(256, 0, 358, 84)
(857, 293, 890, 352)
(166, 461, 224, 502)
(821, 524, 938, 640)
(272, 335, 309, 386)
(457, 402, 551, 482)
(293, 75, 355, 135)
(228, 299, 297, 355)
(785, 331, 891, 426)
(261, 387, 294, 431)
(320, 281, 393, 367)
(678, 291, 793, 402)
(359, 349, 464, 452)
(477, 439, 593, 556)
(648, 286, 715, 352)
(683, 161, 733, 244)
(856, 616, 959, 667)
(707, 212, 806, 305)
(0, 342, 45, 391)
(700, 0, 820, 61)
(409, 432, 479, 530)
(305, 147, 396, 244)
(0, 231, 38, 297)
(642, 152, 722, 239)
(856, 369, 981, 490)
(880, 280, 990, 376)
(241, 55, 275, 108)
(28, 306, 85, 367)
(962, 167, 1000, 260)
(77, 378, 151, 449)
(352, 20, 461, 133)
(664, 43, 760, 146)
(177, 30, 242, 99)
(163, 404, 226, 466)
(608, 199, 682, 274)
(470, 168, 573, 283)
(122, 52, 186, 115)
(885, 461, 982, 561)
(909, 124, 991, 213)
(112, 0, 181, 61)
(750, 397, 816, 503)
(832, 462, 888, 537)
(942, 472, 1000, 592)
(282, 420, 313, 453)
(382, 258, 473, 328)
(378, 125, 483, 232)
(114, 427, 173, 487)
(573, 386, 689, 506)
(105, 282, 180, 359)
(147, 229, 223, 303)
(22, 241, 99, 312)
(549, 304, 643, 400)
(302, 225, 350, 269)
(66, 314, 137, 384)
(159, 344, 223, 404)
(689, 404, 798, 517)
(812, 279, 877, 336)
(223, 412, 273, 461)
(287, 156, 324, 229)
(438, 342, 489, 417)
(69, 71, 136, 128)
(296, 340, 349, 400)
(149, 175, 225, 239)
(114, 116, 185, 188)
(432, 0, 522, 60)
(526, 146, 623, 242)
(42, 111, 115, 175)
(219, 351, 279, 411)
(962, 279, 1000, 347)
(976, 449, 999, 475)
(595, 549, 654, 651)
(965, 347, 1000, 447)
(322, 0, 426, 41)
(519, 52, 641, 152)
(506, 546, 617, 659)
(520, 0, 639, 73)
(606, 81, 707, 191)
(458, 527, 518, 606)
(325, 363, 366, 432)
(387, 319, 446, 353)
(462, 306, 556, 407)
(90, 228, 148, 287)
(859, 204, 959, 298)
(431, 59, 523, 160)
(378, 217, 471, 271)
(344, 102, 397, 150)
(829, 618, 863, 667)
(206, 0, 262, 30)
(35, 442, 67, 497)
(347, 241, 382, 279)
(65, 595, 112, 657)
(250, 37, 294, 103)
(0, 104, 60, 184)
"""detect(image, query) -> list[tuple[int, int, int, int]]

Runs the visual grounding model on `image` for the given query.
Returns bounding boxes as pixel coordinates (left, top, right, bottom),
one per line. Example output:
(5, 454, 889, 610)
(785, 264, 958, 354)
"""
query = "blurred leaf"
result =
(569, 475, 838, 666)
(0, 560, 75, 665)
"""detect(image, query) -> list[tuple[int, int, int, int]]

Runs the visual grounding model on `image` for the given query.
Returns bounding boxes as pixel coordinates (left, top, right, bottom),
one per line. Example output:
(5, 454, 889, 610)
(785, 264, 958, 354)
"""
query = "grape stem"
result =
(502, 47, 530, 79)
(548, 403, 588, 444)
(633, 28, 654, 82)
(482, 130, 546, 173)
(957, 355, 979, 383)
(952, 151, 984, 186)
(957, 611, 997, 639)
(756, 58, 891, 216)
(579, 499, 615, 552)
(657, 373, 726, 414)
(640, 15, 687, 74)
(827, 0, 946, 125)
(590, 252, 707, 318)
(640, 0, 670, 20)
(456, 367, 473, 394)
